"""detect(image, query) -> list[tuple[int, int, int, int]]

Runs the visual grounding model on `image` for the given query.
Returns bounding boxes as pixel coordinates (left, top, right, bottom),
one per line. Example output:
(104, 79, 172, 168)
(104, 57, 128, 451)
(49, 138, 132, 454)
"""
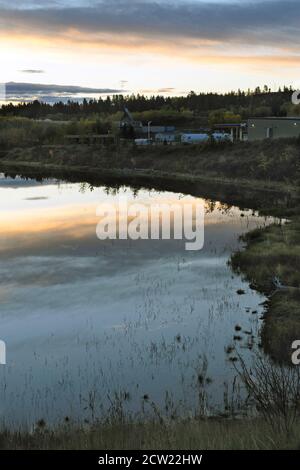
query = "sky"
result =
(0, 0, 300, 101)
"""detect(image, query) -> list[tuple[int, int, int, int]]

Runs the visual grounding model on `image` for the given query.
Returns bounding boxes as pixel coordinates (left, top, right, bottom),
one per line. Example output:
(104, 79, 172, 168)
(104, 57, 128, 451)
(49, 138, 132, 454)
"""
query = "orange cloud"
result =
(1, 27, 300, 72)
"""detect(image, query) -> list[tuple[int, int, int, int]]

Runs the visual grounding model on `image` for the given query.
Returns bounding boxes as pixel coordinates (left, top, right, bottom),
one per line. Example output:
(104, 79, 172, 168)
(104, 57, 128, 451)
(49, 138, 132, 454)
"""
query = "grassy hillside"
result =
(1, 138, 300, 187)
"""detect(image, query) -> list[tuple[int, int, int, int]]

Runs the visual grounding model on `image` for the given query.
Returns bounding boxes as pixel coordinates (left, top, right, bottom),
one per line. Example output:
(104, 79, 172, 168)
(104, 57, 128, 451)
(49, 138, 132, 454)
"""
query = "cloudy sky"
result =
(0, 0, 300, 100)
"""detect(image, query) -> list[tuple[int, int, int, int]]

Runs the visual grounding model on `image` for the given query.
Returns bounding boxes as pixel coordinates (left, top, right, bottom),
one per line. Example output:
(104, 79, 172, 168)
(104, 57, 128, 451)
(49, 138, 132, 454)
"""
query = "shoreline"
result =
(0, 159, 298, 221)
(0, 158, 298, 196)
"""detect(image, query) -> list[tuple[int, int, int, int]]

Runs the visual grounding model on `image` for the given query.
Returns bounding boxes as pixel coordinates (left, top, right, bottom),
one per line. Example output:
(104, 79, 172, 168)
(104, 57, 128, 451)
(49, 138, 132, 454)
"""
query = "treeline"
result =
(0, 86, 298, 121)
(0, 117, 112, 150)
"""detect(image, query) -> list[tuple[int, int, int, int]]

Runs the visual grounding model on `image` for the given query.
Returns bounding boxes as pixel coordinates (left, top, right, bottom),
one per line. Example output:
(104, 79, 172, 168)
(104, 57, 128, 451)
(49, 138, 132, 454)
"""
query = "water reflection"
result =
(0, 174, 272, 428)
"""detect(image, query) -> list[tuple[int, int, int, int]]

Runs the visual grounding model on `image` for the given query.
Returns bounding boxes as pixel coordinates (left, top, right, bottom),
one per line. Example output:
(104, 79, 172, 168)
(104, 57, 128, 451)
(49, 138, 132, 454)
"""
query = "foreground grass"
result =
(1, 418, 300, 450)
(231, 218, 300, 362)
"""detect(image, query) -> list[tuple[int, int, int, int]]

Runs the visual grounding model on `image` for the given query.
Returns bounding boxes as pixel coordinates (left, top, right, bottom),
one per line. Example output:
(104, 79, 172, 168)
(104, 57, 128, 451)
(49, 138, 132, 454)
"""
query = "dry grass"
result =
(1, 417, 300, 450)
(231, 219, 300, 362)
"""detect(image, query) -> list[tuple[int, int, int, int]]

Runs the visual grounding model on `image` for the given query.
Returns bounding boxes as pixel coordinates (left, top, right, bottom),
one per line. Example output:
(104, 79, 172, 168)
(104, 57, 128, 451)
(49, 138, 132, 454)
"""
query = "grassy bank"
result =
(0, 158, 297, 204)
(1, 417, 300, 450)
(1, 351, 300, 449)
(231, 219, 300, 363)
(1, 137, 300, 185)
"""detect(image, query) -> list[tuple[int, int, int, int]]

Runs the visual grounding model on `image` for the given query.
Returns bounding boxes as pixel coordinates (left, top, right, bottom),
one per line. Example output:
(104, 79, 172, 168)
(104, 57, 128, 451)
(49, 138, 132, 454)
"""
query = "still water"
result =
(0, 174, 272, 428)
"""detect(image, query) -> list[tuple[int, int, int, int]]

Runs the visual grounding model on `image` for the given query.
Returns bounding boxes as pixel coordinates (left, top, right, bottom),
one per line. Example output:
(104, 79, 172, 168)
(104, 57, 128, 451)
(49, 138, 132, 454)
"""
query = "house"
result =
(118, 107, 175, 139)
(248, 117, 300, 141)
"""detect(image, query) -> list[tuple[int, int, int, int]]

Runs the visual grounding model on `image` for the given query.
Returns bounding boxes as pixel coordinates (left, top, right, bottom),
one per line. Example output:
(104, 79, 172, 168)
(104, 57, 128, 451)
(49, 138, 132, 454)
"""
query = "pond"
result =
(0, 173, 273, 429)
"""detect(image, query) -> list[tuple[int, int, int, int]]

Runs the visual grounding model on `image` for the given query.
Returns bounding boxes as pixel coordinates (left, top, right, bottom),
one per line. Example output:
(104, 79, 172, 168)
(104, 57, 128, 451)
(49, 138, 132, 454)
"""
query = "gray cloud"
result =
(4, 82, 124, 102)
(157, 88, 175, 93)
(141, 87, 175, 94)
(0, 0, 69, 7)
(0, 1, 299, 48)
(20, 69, 45, 74)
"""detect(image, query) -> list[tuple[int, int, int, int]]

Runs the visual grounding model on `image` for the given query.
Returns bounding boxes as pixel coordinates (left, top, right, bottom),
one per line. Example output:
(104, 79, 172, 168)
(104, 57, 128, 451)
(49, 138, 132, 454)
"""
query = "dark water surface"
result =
(0, 174, 273, 428)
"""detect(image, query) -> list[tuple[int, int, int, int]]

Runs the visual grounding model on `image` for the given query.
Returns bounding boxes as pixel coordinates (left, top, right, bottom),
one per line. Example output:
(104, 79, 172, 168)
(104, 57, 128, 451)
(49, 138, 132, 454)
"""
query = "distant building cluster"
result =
(61, 108, 300, 147)
(118, 107, 300, 146)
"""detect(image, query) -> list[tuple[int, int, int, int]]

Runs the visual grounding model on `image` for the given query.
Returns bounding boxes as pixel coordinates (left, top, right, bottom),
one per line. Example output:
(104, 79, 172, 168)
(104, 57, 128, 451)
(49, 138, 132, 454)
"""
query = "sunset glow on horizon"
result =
(1, 0, 300, 100)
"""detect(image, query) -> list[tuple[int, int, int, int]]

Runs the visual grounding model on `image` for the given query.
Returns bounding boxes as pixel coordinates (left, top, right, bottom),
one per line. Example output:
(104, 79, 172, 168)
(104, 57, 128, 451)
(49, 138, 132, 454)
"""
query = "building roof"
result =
(248, 117, 300, 121)
(213, 123, 245, 128)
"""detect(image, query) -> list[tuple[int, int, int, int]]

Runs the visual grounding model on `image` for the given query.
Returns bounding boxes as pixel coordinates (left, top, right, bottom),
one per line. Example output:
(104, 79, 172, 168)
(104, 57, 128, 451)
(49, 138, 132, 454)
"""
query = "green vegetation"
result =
(130, 139, 300, 185)
(1, 136, 300, 189)
(1, 417, 300, 450)
(231, 219, 300, 362)
(0, 86, 296, 123)
(0, 116, 114, 149)
(208, 109, 241, 126)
